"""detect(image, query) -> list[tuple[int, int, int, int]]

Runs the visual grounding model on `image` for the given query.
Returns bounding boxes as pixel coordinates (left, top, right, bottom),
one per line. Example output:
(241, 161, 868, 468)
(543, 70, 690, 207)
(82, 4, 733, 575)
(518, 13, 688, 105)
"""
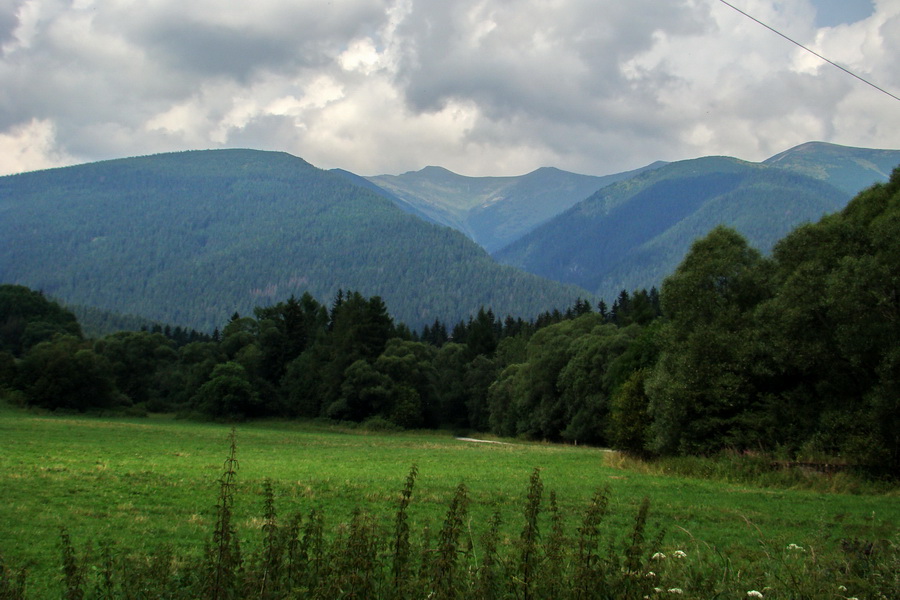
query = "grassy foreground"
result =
(0, 404, 897, 598)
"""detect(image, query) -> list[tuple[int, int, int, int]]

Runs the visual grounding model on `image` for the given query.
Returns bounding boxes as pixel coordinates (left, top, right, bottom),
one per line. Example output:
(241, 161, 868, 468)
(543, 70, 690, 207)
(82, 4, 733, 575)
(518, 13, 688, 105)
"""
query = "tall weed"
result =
(4, 430, 894, 599)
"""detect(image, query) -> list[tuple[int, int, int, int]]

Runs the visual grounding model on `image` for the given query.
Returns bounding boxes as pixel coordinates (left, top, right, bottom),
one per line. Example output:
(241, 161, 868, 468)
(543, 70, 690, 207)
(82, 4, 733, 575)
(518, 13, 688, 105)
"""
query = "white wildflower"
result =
(786, 543, 805, 552)
(837, 586, 847, 592)
(651, 552, 666, 560)
(653, 588, 663, 593)
(645, 571, 656, 579)
(746, 591, 764, 599)
(673, 550, 687, 558)
(668, 589, 683, 595)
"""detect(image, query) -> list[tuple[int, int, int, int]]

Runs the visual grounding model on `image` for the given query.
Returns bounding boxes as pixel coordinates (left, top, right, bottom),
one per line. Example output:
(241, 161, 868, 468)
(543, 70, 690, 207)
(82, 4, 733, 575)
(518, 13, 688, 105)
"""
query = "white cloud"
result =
(0, 118, 74, 174)
(0, 0, 898, 178)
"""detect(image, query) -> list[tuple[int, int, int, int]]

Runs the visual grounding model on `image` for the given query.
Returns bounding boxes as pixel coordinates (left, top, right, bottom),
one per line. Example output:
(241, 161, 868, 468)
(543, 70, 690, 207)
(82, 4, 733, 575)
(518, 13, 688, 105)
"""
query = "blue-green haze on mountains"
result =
(2, 142, 897, 334)
(363, 163, 663, 252)
(0, 149, 587, 331)
(494, 143, 900, 302)
(764, 141, 900, 195)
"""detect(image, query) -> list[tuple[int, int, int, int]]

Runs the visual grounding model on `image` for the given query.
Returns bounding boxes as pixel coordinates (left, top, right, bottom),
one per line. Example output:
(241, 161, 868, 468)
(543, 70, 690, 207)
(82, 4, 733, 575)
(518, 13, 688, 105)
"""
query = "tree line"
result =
(2, 168, 898, 476)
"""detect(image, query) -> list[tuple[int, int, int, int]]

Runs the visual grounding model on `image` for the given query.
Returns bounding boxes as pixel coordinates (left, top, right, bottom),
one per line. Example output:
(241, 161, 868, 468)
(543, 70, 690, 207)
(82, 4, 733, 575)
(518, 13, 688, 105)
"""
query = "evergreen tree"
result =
(0, 284, 82, 357)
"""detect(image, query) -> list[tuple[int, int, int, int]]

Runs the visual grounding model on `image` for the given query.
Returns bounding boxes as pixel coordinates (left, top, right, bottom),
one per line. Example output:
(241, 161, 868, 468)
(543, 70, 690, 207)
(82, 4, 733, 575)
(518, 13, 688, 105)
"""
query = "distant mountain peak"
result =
(763, 141, 900, 194)
(403, 165, 461, 179)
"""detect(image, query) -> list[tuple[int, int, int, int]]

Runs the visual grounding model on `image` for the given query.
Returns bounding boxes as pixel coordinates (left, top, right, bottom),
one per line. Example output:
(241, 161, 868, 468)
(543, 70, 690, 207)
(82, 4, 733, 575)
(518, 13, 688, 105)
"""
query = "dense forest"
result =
(2, 169, 898, 476)
(495, 157, 852, 301)
(0, 149, 586, 331)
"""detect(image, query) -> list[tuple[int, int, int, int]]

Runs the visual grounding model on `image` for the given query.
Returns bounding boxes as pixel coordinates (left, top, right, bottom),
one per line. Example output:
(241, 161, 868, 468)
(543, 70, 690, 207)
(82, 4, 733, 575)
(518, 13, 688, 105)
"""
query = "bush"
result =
(360, 415, 404, 432)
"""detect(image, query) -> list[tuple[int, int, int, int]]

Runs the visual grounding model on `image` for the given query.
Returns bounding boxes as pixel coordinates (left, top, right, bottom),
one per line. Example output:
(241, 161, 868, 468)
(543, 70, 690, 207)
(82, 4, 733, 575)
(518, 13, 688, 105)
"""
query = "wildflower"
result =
(746, 591, 764, 599)
(837, 586, 848, 592)
(786, 543, 805, 552)
(651, 552, 666, 560)
(673, 550, 687, 558)
(668, 589, 683, 595)
(654, 588, 663, 593)
(645, 571, 657, 579)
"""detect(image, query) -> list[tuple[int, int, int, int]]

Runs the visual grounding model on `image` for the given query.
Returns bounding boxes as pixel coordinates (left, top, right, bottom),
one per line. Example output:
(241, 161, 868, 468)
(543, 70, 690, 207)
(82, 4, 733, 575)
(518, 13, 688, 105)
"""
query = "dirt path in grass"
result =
(455, 437, 515, 445)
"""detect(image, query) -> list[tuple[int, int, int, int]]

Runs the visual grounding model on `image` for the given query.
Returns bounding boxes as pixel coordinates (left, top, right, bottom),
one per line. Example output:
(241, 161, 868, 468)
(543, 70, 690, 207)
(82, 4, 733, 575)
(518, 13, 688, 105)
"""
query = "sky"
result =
(0, 0, 897, 178)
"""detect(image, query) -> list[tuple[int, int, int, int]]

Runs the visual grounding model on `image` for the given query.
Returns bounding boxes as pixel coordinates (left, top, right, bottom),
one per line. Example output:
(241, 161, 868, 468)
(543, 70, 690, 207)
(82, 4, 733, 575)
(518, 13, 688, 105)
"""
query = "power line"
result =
(717, 0, 900, 104)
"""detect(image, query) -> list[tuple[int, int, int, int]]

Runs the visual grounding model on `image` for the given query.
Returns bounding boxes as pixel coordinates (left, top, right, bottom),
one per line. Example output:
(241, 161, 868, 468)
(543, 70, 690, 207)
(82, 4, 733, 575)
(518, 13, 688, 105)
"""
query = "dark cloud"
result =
(0, 0, 23, 52)
(226, 113, 308, 151)
(114, 1, 389, 81)
(138, 21, 304, 81)
(393, 0, 708, 122)
(0, 0, 897, 177)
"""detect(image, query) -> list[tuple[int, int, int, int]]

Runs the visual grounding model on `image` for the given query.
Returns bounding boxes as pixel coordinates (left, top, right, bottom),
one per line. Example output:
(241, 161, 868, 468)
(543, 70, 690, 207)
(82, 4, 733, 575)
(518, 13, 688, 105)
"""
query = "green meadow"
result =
(1, 403, 897, 598)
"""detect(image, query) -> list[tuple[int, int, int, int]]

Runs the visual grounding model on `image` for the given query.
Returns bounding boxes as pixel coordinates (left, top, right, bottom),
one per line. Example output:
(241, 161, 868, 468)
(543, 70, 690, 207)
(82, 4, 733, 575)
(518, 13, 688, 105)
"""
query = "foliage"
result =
(0, 284, 82, 357)
(646, 226, 772, 455)
(0, 150, 587, 332)
(16, 335, 121, 412)
(486, 314, 647, 445)
(643, 168, 900, 473)
(2, 167, 900, 475)
(193, 362, 262, 421)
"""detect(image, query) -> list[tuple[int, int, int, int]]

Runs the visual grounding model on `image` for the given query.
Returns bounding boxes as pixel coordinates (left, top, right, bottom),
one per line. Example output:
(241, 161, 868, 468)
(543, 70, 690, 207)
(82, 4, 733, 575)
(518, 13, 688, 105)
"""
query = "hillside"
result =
(365, 163, 661, 252)
(494, 156, 852, 301)
(764, 141, 900, 195)
(363, 143, 900, 263)
(0, 150, 588, 331)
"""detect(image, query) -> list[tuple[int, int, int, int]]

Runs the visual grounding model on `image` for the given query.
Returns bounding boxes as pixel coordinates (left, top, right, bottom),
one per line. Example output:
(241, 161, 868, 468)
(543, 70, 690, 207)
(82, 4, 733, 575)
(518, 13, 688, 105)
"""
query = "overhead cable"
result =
(717, 0, 900, 104)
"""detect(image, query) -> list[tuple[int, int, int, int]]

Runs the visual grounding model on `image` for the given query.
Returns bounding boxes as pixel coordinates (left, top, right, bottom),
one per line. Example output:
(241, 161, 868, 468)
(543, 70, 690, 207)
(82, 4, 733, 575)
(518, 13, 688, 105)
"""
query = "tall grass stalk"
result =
(4, 428, 897, 599)
(430, 482, 470, 600)
(573, 487, 610, 599)
(539, 490, 566, 600)
(391, 464, 418, 599)
(474, 509, 504, 600)
(0, 554, 27, 600)
(58, 528, 84, 600)
(205, 427, 241, 600)
(517, 468, 543, 600)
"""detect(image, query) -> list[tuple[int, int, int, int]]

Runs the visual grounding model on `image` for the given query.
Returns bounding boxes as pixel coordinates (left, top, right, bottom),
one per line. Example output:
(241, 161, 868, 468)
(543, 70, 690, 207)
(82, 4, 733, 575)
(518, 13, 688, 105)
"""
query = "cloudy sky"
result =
(0, 0, 897, 177)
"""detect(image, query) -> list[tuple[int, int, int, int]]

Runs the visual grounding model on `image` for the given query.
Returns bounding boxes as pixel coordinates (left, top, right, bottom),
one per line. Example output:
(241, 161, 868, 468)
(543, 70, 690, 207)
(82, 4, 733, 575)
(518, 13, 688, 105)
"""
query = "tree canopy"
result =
(2, 167, 899, 476)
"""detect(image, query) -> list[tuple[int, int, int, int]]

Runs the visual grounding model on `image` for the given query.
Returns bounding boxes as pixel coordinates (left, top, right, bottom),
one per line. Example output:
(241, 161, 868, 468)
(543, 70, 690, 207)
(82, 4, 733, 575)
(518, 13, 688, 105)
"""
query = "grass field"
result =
(1, 402, 897, 598)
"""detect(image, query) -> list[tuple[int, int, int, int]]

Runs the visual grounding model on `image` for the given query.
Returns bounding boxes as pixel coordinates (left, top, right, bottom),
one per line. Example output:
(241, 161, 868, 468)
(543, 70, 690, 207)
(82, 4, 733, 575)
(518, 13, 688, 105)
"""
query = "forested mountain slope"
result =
(764, 141, 900, 195)
(364, 142, 900, 262)
(0, 150, 588, 331)
(365, 163, 661, 252)
(494, 156, 851, 302)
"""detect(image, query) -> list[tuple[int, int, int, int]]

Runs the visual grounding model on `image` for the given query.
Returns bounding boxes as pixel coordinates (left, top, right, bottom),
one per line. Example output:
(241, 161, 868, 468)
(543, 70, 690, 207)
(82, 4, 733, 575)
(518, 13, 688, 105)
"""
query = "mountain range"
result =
(355, 162, 662, 253)
(1, 141, 898, 332)
(357, 141, 900, 302)
(0, 150, 586, 331)
(494, 146, 897, 301)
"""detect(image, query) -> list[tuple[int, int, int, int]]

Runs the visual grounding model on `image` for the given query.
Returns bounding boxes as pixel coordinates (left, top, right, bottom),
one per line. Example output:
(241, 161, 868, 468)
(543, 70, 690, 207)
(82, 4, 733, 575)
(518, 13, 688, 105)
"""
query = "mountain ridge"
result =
(364, 161, 664, 252)
(0, 149, 589, 331)
(2, 141, 897, 333)
(493, 146, 894, 301)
